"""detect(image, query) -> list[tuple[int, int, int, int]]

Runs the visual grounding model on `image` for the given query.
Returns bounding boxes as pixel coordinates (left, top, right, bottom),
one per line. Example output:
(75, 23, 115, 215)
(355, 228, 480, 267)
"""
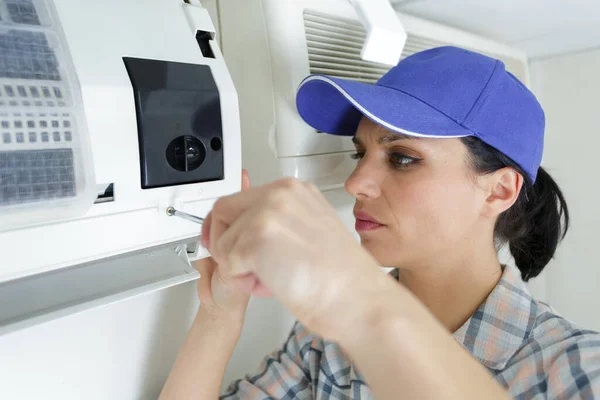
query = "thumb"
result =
(200, 169, 250, 249)
(194, 256, 217, 301)
(242, 169, 251, 191)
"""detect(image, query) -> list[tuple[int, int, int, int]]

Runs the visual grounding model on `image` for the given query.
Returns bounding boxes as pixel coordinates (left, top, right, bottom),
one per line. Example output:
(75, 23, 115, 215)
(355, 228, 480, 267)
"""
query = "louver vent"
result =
(304, 9, 450, 84)
(303, 9, 527, 85)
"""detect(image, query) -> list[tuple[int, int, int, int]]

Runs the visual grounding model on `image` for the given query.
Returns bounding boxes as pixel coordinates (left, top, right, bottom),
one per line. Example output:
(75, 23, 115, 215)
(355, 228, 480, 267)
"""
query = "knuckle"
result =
(256, 210, 280, 239)
(267, 186, 291, 208)
(278, 177, 300, 190)
(212, 197, 229, 215)
(278, 198, 295, 214)
(231, 241, 254, 266)
(267, 178, 304, 208)
(303, 181, 319, 194)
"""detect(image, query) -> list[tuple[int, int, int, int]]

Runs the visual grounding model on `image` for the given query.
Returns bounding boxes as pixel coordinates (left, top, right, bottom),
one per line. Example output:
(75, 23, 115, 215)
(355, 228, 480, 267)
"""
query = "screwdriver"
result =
(166, 207, 205, 225)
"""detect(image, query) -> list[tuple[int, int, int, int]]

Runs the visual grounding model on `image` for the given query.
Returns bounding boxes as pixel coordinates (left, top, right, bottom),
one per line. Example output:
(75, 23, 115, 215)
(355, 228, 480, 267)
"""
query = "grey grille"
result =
(0, 149, 75, 205)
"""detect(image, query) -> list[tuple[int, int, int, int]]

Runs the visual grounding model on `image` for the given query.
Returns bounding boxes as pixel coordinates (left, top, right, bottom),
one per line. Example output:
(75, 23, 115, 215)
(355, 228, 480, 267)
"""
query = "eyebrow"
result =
(351, 132, 414, 145)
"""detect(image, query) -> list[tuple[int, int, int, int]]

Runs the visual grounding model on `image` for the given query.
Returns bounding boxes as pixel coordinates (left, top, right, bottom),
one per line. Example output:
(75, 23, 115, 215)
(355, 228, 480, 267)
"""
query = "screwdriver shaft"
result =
(166, 207, 205, 225)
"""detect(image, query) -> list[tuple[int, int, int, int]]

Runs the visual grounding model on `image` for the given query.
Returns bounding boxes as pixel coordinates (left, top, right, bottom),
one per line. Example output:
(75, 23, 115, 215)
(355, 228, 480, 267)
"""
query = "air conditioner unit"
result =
(0, 0, 240, 335)
(218, 0, 530, 191)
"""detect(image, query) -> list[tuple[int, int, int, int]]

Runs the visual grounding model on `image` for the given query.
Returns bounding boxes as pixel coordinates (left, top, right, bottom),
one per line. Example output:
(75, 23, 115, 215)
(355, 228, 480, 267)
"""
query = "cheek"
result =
(387, 173, 481, 249)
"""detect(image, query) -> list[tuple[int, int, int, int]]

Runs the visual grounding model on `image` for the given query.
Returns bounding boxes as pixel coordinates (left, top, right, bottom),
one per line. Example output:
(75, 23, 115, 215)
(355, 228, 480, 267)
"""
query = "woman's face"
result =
(345, 117, 491, 269)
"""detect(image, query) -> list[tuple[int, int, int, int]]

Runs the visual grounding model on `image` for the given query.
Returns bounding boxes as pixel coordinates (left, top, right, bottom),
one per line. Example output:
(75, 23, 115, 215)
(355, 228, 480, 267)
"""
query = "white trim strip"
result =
(299, 76, 470, 139)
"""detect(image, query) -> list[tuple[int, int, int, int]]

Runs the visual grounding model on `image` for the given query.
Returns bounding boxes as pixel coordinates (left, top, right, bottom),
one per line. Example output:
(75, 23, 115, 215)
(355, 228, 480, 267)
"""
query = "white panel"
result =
(199, 0, 221, 42)
(0, 243, 198, 336)
(262, 0, 358, 159)
(0, 0, 242, 281)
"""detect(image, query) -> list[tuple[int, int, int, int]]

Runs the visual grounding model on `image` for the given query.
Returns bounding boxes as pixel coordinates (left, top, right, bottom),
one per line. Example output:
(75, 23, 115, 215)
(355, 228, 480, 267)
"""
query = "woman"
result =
(160, 46, 600, 399)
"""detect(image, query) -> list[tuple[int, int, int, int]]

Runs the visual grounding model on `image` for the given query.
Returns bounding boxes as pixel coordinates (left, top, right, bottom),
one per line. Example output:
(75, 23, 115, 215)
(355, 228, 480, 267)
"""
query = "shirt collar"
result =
(452, 265, 538, 370)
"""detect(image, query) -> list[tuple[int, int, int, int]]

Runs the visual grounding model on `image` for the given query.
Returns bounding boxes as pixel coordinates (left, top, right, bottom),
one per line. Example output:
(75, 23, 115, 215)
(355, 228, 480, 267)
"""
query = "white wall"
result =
(530, 48, 600, 331)
(0, 283, 197, 399)
(0, 280, 294, 399)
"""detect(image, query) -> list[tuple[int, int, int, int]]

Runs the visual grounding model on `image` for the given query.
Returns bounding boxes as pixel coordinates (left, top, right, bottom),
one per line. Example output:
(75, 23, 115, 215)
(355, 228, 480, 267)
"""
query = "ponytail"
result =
(461, 137, 570, 281)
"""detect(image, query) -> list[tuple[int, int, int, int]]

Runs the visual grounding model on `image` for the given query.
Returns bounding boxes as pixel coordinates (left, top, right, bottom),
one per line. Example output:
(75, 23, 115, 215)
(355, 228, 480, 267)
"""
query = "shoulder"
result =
(530, 301, 600, 368)
(527, 301, 600, 359)
(503, 301, 600, 399)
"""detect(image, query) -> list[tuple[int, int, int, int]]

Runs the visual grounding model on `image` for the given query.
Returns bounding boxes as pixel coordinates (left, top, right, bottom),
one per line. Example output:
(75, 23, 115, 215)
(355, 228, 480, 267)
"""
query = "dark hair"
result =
(461, 137, 569, 282)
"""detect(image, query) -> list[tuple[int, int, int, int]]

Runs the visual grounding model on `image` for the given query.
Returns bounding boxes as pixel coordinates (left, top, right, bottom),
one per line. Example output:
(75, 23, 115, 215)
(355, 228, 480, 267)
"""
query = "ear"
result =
(480, 167, 524, 218)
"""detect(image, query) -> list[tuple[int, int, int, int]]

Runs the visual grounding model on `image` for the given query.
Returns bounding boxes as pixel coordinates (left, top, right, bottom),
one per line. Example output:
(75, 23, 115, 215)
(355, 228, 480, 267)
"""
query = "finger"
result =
(213, 185, 315, 276)
(194, 256, 217, 299)
(201, 211, 212, 248)
(225, 272, 272, 297)
(227, 273, 260, 294)
(213, 196, 294, 277)
(212, 200, 265, 272)
(200, 183, 312, 253)
(194, 255, 216, 275)
(250, 281, 272, 297)
(220, 207, 308, 279)
(211, 268, 255, 307)
(202, 169, 250, 249)
(242, 169, 251, 190)
(208, 180, 282, 262)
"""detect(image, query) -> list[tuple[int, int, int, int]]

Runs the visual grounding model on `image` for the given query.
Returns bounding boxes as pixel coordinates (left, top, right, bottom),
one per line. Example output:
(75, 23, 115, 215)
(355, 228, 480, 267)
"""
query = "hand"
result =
(195, 169, 265, 321)
(204, 178, 384, 340)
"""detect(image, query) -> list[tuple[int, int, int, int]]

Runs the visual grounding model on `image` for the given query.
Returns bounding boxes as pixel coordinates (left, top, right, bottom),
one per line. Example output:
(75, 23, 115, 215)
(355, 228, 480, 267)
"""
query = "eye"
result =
(350, 151, 364, 160)
(350, 150, 422, 169)
(390, 152, 421, 169)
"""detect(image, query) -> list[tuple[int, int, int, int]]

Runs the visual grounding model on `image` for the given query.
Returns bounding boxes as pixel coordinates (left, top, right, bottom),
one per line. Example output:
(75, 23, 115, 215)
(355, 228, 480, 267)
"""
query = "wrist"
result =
(195, 305, 246, 337)
(340, 297, 413, 355)
(335, 270, 413, 351)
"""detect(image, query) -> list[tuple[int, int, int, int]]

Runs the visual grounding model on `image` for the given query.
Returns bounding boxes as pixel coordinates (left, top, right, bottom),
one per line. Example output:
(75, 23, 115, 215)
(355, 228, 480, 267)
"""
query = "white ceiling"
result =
(391, 0, 600, 59)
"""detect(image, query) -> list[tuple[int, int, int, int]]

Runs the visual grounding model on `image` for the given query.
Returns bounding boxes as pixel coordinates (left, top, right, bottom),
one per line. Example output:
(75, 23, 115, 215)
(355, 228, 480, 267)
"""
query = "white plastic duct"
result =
(348, 0, 407, 66)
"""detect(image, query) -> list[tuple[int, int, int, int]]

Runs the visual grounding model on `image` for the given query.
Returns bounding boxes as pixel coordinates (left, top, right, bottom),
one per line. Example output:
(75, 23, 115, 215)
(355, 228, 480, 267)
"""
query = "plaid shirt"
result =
(220, 265, 600, 399)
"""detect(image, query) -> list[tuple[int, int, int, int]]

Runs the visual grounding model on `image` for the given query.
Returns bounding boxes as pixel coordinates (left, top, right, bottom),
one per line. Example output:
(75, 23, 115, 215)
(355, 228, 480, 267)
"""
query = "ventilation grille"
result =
(0, 0, 94, 219)
(0, 149, 75, 205)
(1, 111, 74, 144)
(304, 9, 451, 84)
(303, 9, 527, 85)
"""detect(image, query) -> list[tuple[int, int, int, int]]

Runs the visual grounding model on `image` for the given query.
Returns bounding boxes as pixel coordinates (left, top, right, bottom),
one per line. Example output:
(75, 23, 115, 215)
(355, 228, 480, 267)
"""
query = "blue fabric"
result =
(295, 46, 545, 182)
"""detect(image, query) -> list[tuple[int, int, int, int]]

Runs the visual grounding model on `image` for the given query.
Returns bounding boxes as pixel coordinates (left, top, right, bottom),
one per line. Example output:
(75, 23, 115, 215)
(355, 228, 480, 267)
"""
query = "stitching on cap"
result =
(376, 83, 464, 123)
(462, 60, 500, 125)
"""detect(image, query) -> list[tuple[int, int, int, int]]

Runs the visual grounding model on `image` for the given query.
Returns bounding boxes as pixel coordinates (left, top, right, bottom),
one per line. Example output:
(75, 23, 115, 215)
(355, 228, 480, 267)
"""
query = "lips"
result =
(353, 210, 386, 232)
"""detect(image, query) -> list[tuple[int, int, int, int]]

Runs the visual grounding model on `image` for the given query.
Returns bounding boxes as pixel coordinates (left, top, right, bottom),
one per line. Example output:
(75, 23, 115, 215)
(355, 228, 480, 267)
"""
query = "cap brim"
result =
(296, 75, 474, 138)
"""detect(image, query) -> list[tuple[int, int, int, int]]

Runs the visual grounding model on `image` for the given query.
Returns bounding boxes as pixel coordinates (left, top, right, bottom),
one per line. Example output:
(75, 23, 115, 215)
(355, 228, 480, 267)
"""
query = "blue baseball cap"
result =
(296, 46, 544, 182)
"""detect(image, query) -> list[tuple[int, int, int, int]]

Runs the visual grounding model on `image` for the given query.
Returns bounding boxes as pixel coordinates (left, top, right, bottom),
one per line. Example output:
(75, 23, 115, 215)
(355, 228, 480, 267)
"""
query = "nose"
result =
(344, 156, 382, 199)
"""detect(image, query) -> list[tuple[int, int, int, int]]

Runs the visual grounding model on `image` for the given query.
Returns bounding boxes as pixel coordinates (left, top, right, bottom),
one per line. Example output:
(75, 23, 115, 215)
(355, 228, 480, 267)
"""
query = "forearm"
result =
(339, 276, 511, 400)
(159, 307, 244, 400)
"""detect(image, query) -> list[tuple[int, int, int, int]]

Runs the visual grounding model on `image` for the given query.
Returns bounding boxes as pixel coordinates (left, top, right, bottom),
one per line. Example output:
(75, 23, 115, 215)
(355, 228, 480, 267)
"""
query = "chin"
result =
(359, 239, 398, 267)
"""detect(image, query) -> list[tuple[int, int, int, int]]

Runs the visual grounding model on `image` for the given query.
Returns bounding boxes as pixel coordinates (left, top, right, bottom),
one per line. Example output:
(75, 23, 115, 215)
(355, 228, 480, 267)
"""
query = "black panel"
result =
(123, 57, 224, 189)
